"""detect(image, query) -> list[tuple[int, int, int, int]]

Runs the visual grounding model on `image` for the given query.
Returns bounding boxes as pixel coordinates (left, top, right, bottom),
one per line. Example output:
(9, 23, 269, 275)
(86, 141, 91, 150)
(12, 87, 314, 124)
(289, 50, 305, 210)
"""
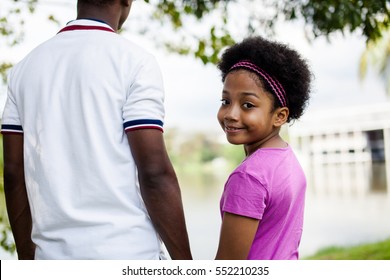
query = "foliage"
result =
(144, 0, 390, 64)
(305, 237, 390, 260)
(0, 216, 16, 255)
(1, 0, 388, 92)
(1, 0, 389, 67)
(221, 144, 244, 169)
(1, 0, 38, 83)
(0, 0, 37, 45)
(149, 0, 235, 64)
(163, 129, 245, 190)
(359, 25, 390, 95)
(287, 0, 389, 42)
(0, 63, 13, 84)
(0, 134, 15, 255)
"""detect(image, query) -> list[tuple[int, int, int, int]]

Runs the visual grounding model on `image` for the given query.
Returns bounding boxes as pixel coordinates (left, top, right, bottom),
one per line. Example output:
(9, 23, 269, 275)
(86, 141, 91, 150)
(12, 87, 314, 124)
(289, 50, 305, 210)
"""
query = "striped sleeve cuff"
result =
(123, 119, 163, 132)
(1, 124, 24, 134)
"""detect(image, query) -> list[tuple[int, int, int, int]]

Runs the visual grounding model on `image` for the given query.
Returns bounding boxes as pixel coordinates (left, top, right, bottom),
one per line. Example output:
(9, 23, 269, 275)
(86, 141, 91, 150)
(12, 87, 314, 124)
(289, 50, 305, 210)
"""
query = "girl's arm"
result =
(215, 212, 260, 260)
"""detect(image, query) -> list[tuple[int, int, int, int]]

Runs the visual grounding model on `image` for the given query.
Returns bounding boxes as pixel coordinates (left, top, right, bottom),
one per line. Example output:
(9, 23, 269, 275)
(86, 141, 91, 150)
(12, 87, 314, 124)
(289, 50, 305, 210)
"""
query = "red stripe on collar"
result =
(58, 25, 115, 33)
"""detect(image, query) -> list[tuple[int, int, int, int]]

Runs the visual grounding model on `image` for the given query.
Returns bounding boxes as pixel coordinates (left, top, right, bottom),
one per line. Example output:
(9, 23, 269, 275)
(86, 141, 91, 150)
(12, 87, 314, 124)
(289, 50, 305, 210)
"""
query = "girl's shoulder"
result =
(235, 145, 296, 178)
(244, 146, 293, 164)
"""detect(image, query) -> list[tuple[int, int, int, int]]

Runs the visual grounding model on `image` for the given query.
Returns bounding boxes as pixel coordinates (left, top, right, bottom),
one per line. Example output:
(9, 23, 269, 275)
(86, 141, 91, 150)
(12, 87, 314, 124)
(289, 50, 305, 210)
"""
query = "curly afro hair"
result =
(218, 36, 312, 122)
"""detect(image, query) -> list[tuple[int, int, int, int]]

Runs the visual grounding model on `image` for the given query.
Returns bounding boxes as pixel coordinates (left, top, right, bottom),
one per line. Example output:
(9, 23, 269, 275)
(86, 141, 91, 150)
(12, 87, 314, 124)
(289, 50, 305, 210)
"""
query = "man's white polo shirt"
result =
(1, 19, 166, 259)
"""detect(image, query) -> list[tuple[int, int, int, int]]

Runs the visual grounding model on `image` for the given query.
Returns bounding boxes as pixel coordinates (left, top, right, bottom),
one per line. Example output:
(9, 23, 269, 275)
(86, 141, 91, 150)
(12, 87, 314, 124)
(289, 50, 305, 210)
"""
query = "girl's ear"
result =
(273, 107, 289, 127)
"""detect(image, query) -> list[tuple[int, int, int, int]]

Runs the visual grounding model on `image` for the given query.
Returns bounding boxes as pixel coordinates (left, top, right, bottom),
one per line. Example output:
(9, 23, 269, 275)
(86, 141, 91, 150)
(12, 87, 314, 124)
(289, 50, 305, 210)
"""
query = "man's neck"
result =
(77, 4, 120, 31)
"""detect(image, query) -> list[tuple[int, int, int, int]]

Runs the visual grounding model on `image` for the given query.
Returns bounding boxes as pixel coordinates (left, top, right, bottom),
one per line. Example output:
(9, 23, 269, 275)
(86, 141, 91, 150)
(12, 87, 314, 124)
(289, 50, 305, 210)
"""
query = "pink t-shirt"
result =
(220, 146, 306, 260)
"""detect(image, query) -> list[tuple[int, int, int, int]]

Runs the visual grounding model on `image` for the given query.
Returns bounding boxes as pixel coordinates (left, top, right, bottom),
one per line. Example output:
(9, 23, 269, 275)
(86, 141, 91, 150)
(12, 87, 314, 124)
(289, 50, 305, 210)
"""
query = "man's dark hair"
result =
(78, 0, 116, 6)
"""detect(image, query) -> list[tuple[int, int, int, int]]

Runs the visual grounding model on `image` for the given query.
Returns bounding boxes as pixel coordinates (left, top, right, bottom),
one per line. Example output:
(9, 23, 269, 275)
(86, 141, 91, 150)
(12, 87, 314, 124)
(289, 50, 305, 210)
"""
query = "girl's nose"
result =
(224, 104, 240, 121)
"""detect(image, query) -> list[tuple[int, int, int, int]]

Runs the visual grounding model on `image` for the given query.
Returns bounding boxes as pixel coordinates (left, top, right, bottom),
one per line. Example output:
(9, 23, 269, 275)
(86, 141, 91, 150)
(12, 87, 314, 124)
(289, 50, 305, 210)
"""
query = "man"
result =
(1, 0, 192, 260)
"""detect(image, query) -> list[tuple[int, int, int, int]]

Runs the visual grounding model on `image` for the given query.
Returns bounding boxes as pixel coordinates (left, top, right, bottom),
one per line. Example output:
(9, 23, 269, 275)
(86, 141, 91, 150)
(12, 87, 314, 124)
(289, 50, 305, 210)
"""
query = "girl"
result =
(215, 36, 312, 260)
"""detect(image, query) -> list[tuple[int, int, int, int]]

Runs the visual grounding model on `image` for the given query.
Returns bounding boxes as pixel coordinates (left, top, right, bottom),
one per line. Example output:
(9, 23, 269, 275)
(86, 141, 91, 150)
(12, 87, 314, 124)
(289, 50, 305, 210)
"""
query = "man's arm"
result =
(127, 129, 192, 260)
(3, 134, 35, 259)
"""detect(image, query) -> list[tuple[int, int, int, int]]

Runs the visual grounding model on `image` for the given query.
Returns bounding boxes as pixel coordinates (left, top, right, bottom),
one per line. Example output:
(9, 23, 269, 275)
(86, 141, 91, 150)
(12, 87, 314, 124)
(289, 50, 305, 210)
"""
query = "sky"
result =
(1, 0, 389, 133)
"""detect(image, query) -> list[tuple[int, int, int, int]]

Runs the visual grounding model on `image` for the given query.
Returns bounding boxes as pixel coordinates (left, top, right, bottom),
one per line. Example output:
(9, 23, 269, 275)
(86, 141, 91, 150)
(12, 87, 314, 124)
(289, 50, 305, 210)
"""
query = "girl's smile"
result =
(224, 125, 245, 133)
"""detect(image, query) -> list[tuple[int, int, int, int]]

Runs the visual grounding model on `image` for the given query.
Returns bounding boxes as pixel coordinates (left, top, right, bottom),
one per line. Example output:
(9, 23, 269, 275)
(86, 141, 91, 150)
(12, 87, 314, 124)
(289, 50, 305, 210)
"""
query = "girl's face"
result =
(217, 70, 284, 155)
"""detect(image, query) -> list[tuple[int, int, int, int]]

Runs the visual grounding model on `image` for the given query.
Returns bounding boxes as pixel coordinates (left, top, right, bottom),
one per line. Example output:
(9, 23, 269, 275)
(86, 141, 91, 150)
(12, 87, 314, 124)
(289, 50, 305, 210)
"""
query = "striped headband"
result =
(228, 60, 287, 107)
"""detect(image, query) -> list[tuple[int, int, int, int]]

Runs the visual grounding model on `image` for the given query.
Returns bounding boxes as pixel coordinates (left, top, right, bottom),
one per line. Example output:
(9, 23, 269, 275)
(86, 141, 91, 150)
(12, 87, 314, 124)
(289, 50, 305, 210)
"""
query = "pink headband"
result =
(228, 60, 287, 107)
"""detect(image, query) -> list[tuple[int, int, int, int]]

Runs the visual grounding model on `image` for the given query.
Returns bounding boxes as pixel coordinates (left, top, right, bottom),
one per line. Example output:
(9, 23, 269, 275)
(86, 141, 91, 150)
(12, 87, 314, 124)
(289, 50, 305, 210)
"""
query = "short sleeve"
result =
(221, 171, 268, 220)
(1, 78, 23, 134)
(122, 55, 165, 132)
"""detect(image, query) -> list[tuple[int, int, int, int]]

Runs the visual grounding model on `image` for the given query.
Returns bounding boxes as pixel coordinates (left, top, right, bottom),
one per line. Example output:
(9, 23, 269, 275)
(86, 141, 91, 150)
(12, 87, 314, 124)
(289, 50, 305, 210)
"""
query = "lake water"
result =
(180, 161, 390, 259)
(2, 162, 389, 260)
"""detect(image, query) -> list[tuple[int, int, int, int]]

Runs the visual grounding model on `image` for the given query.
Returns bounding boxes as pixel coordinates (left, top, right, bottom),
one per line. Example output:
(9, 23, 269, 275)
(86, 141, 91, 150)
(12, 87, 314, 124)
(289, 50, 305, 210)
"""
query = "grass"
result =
(305, 237, 390, 260)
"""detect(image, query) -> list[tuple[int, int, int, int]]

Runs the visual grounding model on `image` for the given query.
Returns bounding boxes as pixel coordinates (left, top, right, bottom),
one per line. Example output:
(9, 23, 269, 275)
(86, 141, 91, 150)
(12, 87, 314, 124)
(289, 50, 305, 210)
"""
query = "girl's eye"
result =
(243, 103, 254, 109)
(221, 99, 230, 105)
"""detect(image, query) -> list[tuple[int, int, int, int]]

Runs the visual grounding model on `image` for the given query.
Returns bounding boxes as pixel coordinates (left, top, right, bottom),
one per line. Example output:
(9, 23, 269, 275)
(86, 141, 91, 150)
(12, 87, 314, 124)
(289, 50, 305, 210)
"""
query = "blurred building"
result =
(288, 102, 390, 195)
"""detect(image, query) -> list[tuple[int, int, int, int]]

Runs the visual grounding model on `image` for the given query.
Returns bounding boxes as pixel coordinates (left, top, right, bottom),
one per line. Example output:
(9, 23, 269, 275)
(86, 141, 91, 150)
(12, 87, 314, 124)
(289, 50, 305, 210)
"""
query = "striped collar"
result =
(58, 19, 115, 34)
